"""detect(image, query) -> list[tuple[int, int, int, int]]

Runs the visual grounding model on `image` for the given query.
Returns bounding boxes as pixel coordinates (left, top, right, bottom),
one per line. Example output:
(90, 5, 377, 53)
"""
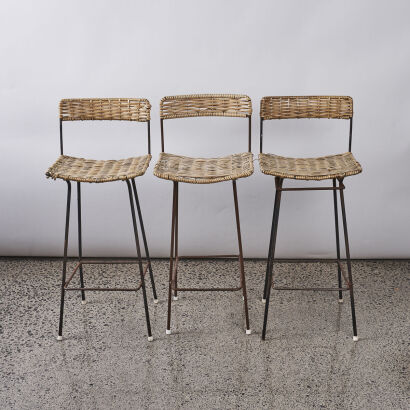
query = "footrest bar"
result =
(273, 286, 349, 291)
(79, 258, 149, 265)
(177, 254, 239, 260)
(66, 287, 140, 292)
(172, 286, 242, 292)
(279, 186, 344, 192)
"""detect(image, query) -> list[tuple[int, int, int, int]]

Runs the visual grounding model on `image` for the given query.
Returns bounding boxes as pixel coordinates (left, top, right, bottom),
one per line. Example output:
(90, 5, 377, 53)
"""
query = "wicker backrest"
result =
(160, 94, 252, 119)
(260, 96, 353, 120)
(60, 98, 151, 121)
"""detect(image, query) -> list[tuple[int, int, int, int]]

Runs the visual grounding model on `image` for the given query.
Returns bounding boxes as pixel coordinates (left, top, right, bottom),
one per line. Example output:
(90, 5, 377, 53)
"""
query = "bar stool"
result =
(46, 98, 158, 341)
(153, 94, 253, 335)
(259, 96, 362, 341)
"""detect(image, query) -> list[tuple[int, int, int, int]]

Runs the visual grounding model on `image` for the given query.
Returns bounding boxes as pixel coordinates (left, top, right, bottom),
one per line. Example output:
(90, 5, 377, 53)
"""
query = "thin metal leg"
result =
(174, 181, 179, 300)
(232, 180, 250, 333)
(126, 180, 152, 341)
(332, 179, 343, 302)
(263, 186, 280, 302)
(338, 179, 358, 341)
(166, 182, 178, 334)
(262, 177, 283, 340)
(77, 182, 86, 303)
(57, 181, 71, 340)
(131, 179, 158, 303)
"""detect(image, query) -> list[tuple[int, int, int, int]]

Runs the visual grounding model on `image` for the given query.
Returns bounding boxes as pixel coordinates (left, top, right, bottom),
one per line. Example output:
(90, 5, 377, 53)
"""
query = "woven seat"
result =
(46, 154, 151, 183)
(153, 152, 253, 184)
(259, 152, 362, 181)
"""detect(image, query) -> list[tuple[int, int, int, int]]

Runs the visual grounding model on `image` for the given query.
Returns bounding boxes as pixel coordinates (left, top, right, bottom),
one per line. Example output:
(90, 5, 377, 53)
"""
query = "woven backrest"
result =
(260, 96, 353, 120)
(160, 94, 252, 119)
(60, 98, 151, 121)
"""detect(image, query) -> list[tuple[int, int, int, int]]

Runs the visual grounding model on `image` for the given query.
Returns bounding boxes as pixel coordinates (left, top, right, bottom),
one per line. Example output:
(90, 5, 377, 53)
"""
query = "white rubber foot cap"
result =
(81, 300, 87, 305)
(147, 336, 154, 342)
(166, 329, 171, 335)
(353, 336, 359, 342)
(154, 299, 159, 304)
(173, 296, 178, 301)
(262, 298, 266, 304)
(338, 298, 344, 303)
(246, 329, 252, 335)
(57, 335, 63, 341)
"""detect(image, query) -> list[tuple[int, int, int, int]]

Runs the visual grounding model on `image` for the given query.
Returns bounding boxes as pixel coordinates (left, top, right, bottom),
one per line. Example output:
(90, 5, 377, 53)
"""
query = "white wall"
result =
(1, 0, 409, 258)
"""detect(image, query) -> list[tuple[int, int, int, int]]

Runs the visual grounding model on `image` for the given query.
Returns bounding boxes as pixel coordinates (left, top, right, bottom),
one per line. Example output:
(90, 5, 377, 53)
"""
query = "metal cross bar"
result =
(177, 255, 239, 260)
(273, 286, 349, 292)
(278, 186, 345, 192)
(79, 259, 148, 265)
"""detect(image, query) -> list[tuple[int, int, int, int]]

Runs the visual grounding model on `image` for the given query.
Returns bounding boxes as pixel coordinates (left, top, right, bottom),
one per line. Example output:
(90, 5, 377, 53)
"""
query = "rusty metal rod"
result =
(79, 259, 145, 264)
(278, 186, 344, 192)
(66, 287, 140, 292)
(177, 255, 239, 259)
(172, 286, 242, 292)
(64, 262, 81, 287)
(273, 286, 349, 291)
(337, 260, 352, 288)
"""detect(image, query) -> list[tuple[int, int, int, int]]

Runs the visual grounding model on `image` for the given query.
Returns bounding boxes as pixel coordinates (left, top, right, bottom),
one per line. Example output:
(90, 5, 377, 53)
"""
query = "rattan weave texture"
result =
(60, 98, 151, 121)
(160, 94, 252, 119)
(260, 96, 353, 120)
(258, 152, 362, 181)
(153, 152, 254, 184)
(46, 155, 151, 183)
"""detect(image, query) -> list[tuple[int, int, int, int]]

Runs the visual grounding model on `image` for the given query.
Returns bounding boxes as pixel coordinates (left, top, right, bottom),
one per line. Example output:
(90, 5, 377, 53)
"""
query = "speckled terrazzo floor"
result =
(0, 258, 408, 409)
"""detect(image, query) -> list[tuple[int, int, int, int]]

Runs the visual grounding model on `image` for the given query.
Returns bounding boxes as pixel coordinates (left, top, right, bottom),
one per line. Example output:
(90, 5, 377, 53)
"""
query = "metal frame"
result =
(260, 112, 358, 341)
(56, 116, 156, 342)
(161, 113, 252, 335)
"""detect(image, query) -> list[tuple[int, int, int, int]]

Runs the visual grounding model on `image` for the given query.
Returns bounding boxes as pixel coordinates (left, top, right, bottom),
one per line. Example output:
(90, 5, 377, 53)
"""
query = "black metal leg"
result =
(174, 181, 179, 300)
(262, 177, 283, 340)
(131, 179, 158, 303)
(263, 186, 280, 302)
(332, 179, 343, 302)
(338, 179, 358, 341)
(232, 180, 250, 333)
(77, 182, 86, 303)
(126, 180, 152, 341)
(57, 181, 71, 340)
(166, 182, 178, 334)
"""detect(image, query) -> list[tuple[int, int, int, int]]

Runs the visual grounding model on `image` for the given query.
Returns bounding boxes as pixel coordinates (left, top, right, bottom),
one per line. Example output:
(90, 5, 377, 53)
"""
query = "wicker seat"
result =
(259, 152, 362, 181)
(46, 154, 151, 183)
(153, 152, 253, 184)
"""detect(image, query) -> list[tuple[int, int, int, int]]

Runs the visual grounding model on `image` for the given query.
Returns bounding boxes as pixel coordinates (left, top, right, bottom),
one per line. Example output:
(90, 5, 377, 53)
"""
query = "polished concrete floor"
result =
(0, 258, 408, 409)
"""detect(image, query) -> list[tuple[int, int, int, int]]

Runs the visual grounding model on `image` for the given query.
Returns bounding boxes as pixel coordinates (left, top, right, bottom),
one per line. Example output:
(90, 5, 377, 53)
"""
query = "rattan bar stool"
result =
(259, 96, 362, 341)
(153, 94, 254, 335)
(46, 98, 158, 342)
